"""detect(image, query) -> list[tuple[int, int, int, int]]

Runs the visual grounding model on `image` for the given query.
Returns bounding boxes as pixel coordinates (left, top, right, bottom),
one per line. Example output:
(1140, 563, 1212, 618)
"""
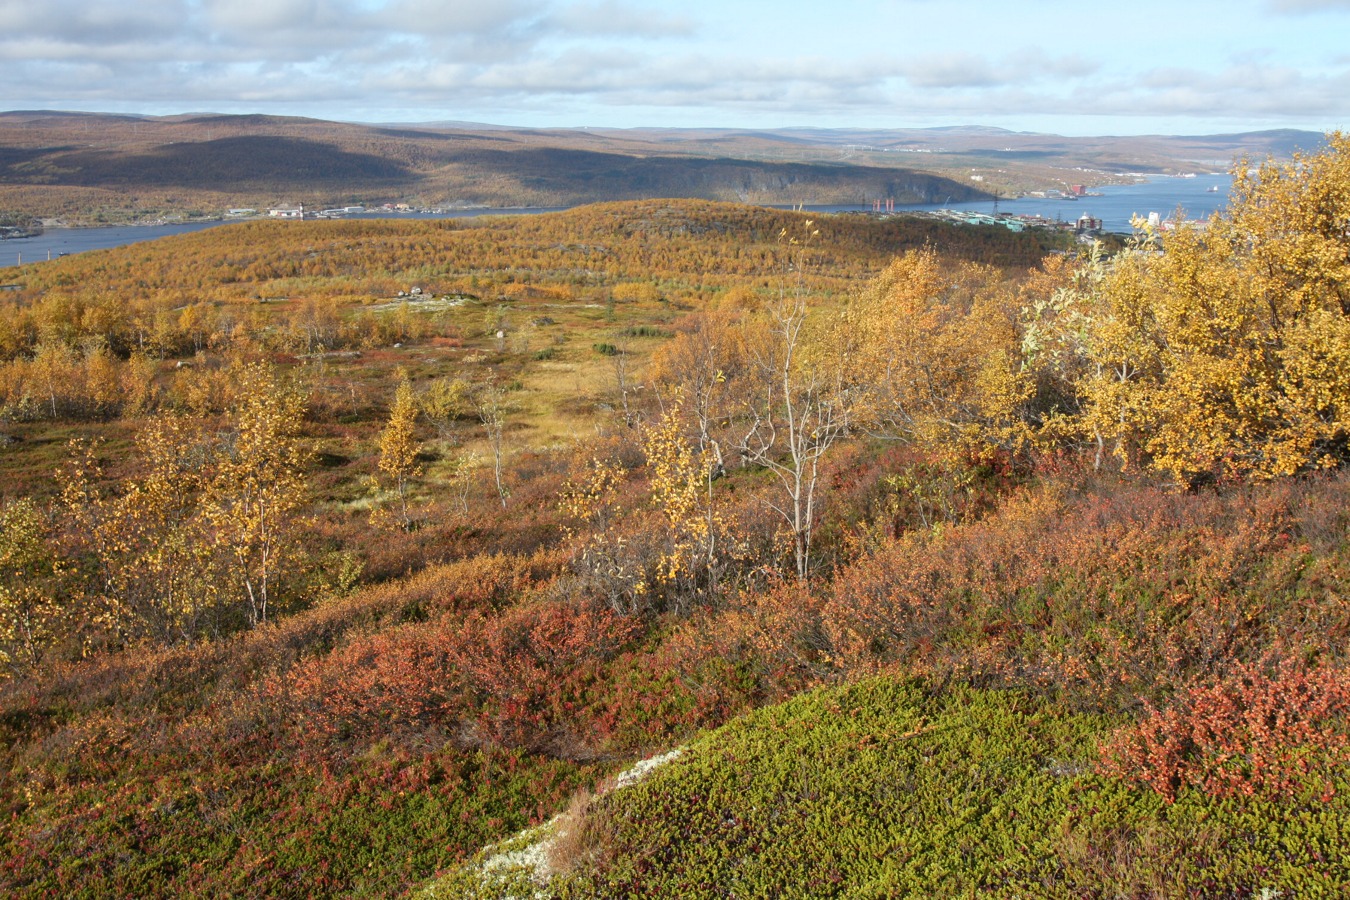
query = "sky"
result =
(1, 0, 1348, 135)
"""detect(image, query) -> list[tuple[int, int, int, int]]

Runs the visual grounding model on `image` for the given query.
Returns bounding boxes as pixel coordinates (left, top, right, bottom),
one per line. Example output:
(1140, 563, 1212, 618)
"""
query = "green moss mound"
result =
(536, 678, 1349, 898)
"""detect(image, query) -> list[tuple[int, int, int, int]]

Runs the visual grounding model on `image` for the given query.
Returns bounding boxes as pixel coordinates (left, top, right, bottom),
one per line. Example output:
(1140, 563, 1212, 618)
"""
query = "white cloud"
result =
(376, 0, 539, 36)
(892, 50, 1102, 90)
(546, 1, 697, 37)
(0, 0, 1344, 132)
(1073, 61, 1350, 122)
(0, 0, 187, 43)
(899, 54, 1000, 89)
(202, 0, 327, 32)
(1268, 0, 1350, 11)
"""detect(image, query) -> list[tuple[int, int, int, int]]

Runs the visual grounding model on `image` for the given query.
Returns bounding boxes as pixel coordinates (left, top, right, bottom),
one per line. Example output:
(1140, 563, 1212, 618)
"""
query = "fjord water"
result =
(899, 171, 1235, 232)
(1, 220, 230, 270)
(0, 175, 1234, 270)
(0, 209, 566, 270)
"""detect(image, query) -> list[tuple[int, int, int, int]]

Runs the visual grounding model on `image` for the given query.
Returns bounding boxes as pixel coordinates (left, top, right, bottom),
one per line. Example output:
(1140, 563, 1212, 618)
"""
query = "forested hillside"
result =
(0, 112, 988, 224)
(2, 136, 1349, 898)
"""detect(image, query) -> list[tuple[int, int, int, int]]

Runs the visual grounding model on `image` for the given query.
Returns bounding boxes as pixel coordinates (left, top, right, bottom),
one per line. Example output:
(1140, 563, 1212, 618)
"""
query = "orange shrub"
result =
(1099, 658, 1350, 802)
(274, 595, 642, 759)
(821, 474, 1350, 707)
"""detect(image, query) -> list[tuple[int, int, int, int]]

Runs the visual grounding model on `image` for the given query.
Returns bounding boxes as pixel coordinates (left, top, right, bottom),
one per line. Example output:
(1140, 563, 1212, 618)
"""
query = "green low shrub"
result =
(539, 677, 1350, 898)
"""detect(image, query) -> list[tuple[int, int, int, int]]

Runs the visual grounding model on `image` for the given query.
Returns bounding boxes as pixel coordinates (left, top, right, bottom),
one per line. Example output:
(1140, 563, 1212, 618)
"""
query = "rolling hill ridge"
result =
(0, 111, 1325, 225)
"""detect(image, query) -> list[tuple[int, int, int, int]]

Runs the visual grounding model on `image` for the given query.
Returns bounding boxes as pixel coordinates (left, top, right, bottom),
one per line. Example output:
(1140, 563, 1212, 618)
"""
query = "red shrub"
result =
(272, 595, 642, 759)
(1099, 657, 1350, 802)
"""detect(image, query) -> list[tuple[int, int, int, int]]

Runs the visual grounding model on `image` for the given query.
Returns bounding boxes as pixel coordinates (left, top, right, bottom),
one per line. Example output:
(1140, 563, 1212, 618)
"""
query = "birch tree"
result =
(376, 373, 422, 530)
(61, 417, 220, 644)
(738, 222, 850, 582)
(474, 379, 511, 508)
(1062, 133, 1350, 483)
(0, 499, 66, 677)
(741, 295, 848, 582)
(205, 363, 311, 627)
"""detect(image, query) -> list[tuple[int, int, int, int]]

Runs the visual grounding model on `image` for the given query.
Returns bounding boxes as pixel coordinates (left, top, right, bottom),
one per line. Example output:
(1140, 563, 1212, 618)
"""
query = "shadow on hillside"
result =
(22, 136, 414, 190)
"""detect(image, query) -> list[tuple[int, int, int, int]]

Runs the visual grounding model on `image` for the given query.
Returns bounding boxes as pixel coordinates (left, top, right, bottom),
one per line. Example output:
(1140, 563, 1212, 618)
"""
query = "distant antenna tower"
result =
(992, 191, 1000, 216)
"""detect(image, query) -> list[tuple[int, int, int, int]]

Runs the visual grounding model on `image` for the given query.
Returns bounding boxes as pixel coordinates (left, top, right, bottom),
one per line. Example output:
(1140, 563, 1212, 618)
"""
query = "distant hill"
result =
(589, 124, 1325, 173)
(0, 111, 1326, 224)
(13, 136, 411, 191)
(0, 112, 987, 224)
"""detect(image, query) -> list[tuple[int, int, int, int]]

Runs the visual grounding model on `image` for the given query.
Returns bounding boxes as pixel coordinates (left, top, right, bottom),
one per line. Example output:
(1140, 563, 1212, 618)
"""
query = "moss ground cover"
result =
(530, 678, 1350, 899)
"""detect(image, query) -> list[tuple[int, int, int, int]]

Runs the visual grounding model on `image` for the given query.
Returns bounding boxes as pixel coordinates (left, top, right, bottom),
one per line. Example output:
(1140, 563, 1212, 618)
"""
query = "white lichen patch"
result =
(417, 747, 683, 899)
(480, 817, 562, 878)
(609, 748, 683, 792)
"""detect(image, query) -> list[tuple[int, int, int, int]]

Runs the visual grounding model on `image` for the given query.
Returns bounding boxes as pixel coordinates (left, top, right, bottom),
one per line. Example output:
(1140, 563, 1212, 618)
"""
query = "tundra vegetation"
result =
(1, 136, 1349, 898)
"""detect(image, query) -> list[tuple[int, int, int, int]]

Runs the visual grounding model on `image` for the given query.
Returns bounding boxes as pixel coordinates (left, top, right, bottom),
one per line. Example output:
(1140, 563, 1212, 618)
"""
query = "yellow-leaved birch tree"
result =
(0, 499, 67, 677)
(205, 362, 311, 627)
(376, 373, 422, 530)
(1065, 133, 1350, 484)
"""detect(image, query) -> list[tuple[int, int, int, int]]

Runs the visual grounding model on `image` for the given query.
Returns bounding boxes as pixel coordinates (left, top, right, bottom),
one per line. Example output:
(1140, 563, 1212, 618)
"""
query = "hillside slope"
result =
(434, 677, 1348, 898)
(0, 112, 988, 223)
